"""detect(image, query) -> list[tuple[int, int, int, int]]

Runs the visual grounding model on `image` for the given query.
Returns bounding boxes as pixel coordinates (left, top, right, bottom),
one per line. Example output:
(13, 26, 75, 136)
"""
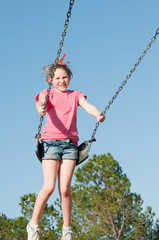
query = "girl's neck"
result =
(54, 88, 68, 93)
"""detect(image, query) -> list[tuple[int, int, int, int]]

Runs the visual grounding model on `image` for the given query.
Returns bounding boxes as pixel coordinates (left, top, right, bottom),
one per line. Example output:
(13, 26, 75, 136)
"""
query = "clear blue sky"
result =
(0, 0, 159, 220)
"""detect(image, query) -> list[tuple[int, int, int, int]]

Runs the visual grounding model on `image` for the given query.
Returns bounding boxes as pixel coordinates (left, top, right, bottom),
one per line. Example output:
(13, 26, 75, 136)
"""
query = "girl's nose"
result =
(59, 78, 64, 83)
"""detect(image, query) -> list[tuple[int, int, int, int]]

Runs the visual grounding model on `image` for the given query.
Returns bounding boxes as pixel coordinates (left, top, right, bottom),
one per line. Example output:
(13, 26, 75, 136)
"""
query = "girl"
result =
(27, 54, 105, 240)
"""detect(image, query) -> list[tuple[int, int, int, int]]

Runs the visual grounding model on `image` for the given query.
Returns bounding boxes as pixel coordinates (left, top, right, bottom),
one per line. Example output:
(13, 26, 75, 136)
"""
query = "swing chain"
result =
(155, 28, 159, 37)
(35, 0, 75, 139)
(91, 28, 159, 141)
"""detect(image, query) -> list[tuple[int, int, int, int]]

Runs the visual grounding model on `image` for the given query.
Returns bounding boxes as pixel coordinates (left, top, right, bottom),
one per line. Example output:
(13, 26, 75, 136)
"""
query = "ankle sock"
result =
(63, 226, 72, 232)
(29, 222, 39, 228)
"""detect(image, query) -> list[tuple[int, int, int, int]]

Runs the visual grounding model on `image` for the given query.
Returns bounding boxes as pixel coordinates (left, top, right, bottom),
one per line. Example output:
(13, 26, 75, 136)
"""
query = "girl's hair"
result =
(42, 64, 73, 83)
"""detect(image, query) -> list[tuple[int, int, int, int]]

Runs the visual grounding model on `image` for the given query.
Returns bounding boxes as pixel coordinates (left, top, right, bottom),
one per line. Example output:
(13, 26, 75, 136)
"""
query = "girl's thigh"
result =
(42, 159, 60, 188)
(58, 160, 76, 191)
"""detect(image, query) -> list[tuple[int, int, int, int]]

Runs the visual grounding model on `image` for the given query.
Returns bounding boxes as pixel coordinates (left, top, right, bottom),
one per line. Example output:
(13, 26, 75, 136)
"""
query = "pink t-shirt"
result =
(36, 89, 86, 146)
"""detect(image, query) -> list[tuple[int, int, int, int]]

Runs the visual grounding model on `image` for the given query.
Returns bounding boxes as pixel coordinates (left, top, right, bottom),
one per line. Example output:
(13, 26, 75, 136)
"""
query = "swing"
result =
(35, 1, 159, 166)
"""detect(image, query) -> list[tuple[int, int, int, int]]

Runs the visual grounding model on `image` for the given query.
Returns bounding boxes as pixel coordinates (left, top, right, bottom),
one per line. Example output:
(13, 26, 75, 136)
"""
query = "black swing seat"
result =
(35, 136, 42, 162)
(76, 138, 96, 165)
(76, 141, 90, 166)
(35, 137, 95, 166)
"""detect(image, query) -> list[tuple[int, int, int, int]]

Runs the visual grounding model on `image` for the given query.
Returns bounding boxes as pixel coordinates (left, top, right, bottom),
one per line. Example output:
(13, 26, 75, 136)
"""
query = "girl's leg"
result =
(58, 159, 76, 227)
(30, 159, 59, 225)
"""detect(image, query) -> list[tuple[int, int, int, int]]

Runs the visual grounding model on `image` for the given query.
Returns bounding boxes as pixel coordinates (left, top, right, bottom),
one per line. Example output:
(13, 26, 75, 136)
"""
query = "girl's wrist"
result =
(97, 112, 102, 117)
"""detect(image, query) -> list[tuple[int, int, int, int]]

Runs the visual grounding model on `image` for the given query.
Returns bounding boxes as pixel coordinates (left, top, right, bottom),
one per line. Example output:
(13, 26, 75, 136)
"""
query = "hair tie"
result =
(58, 54, 70, 66)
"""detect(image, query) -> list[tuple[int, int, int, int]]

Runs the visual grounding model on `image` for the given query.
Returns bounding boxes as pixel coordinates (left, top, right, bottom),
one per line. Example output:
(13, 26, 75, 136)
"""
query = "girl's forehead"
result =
(54, 68, 68, 75)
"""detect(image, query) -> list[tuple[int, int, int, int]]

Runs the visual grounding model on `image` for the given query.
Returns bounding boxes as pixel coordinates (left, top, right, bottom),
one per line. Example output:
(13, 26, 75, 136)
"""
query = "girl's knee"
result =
(42, 185, 55, 196)
(60, 186, 71, 198)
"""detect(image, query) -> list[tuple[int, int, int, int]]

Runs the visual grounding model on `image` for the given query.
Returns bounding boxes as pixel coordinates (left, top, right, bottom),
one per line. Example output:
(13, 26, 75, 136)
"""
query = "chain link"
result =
(36, 0, 75, 139)
(91, 28, 159, 140)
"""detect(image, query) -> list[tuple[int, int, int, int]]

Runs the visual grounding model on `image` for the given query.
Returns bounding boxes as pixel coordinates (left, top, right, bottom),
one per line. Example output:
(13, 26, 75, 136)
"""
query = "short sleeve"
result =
(76, 91, 87, 106)
(35, 89, 48, 101)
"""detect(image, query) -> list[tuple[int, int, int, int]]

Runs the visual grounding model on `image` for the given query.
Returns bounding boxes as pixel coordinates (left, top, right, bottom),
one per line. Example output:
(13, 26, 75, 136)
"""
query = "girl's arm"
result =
(79, 97, 105, 122)
(36, 94, 46, 116)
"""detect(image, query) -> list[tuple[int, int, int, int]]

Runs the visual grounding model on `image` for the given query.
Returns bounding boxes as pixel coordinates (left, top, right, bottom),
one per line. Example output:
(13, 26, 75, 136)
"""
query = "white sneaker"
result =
(61, 226, 77, 240)
(26, 222, 40, 240)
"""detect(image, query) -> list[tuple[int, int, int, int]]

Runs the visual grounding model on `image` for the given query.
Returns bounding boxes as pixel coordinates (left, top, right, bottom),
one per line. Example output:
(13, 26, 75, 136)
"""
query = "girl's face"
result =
(52, 68, 71, 92)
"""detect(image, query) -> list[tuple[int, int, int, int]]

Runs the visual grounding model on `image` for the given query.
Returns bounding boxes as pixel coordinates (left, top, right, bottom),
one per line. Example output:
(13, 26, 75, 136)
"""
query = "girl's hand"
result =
(97, 113, 105, 122)
(36, 102, 46, 116)
(39, 106, 46, 116)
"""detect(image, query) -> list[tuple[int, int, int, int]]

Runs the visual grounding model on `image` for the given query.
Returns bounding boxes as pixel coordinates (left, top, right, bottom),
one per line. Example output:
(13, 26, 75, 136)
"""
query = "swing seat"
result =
(35, 137, 42, 162)
(76, 141, 90, 166)
(35, 137, 90, 165)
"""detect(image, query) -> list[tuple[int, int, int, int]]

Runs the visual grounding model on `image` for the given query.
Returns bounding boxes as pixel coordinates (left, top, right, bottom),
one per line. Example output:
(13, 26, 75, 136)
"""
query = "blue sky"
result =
(0, 0, 159, 221)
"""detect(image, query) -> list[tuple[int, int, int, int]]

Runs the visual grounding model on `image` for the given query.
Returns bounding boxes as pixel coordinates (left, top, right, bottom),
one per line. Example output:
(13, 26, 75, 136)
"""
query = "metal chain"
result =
(91, 28, 159, 141)
(36, 0, 75, 139)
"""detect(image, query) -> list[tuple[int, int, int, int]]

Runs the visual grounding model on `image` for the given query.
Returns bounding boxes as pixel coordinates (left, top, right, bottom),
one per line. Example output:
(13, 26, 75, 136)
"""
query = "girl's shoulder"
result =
(41, 88, 55, 96)
(67, 90, 86, 101)
(36, 88, 54, 101)
(67, 90, 83, 95)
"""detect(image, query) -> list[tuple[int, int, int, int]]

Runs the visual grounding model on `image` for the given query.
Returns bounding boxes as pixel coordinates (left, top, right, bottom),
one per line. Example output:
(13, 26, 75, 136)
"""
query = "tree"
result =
(0, 213, 14, 240)
(150, 219, 159, 240)
(0, 214, 27, 239)
(71, 153, 155, 239)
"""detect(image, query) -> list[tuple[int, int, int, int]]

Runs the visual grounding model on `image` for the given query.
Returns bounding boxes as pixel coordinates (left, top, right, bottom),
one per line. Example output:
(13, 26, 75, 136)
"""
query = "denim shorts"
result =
(40, 139, 78, 160)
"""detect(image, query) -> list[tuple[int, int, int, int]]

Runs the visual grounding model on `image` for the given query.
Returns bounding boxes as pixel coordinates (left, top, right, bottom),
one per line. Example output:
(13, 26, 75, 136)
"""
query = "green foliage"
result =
(0, 213, 27, 239)
(149, 219, 159, 240)
(71, 153, 156, 239)
(0, 213, 14, 239)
